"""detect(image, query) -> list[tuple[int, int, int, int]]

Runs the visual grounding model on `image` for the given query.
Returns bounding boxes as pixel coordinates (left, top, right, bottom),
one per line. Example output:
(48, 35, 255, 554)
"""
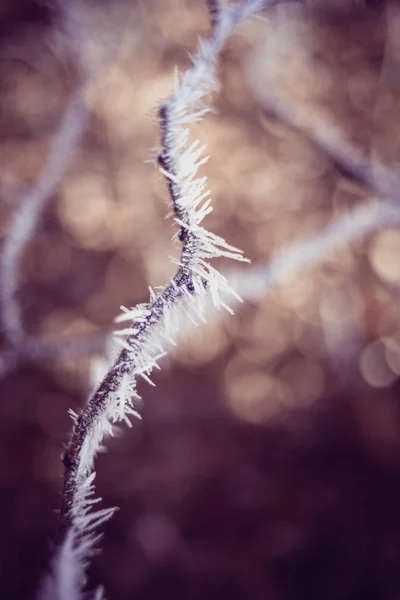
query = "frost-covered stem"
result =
(229, 199, 400, 302)
(259, 95, 395, 196)
(0, 92, 88, 346)
(0, 1, 89, 347)
(24, 330, 107, 360)
(59, 356, 125, 537)
(57, 0, 273, 583)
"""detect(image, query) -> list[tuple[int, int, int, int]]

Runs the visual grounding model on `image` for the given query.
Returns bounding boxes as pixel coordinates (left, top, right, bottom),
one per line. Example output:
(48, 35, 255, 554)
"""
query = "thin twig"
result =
(0, 330, 107, 380)
(229, 199, 400, 302)
(262, 97, 380, 193)
(59, 0, 262, 533)
(55, 1, 273, 597)
(22, 330, 108, 361)
(0, 0, 90, 347)
(258, 91, 400, 201)
(0, 91, 89, 347)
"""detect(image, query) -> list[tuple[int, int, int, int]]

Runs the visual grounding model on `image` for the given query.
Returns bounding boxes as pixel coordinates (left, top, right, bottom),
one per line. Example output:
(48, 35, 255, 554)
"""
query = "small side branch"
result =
(259, 94, 398, 198)
(229, 199, 400, 302)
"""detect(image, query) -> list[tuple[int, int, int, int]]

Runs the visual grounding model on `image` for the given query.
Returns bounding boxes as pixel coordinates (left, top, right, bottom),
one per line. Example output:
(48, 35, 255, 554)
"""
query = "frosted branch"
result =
(257, 93, 399, 198)
(0, 0, 90, 348)
(229, 200, 400, 302)
(0, 92, 88, 347)
(54, 1, 274, 597)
